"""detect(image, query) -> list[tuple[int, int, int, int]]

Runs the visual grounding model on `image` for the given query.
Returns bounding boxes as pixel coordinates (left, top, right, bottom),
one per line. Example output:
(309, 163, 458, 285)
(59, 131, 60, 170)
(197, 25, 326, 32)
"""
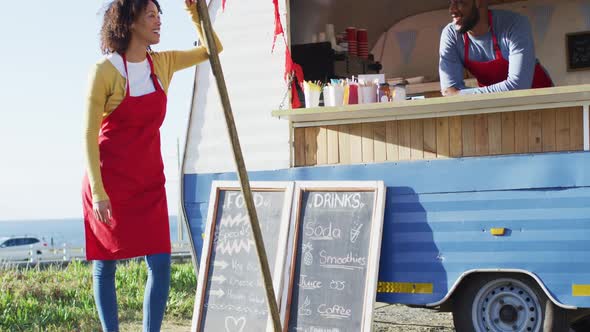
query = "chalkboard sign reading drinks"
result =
(192, 181, 294, 332)
(284, 181, 386, 332)
(566, 31, 590, 71)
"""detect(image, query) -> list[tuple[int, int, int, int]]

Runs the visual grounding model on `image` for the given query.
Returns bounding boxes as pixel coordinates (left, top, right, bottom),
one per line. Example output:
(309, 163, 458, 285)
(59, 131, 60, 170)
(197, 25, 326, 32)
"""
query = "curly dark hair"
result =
(100, 0, 162, 54)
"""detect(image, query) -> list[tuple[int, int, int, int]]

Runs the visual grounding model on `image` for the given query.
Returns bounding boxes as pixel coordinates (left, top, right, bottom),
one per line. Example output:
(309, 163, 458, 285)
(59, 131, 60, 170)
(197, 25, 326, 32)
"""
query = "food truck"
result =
(181, 0, 590, 330)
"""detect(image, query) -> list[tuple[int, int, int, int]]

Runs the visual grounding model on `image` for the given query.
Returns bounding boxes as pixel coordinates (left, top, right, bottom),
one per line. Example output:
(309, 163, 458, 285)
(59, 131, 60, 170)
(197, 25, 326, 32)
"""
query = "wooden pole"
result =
(194, 1, 282, 331)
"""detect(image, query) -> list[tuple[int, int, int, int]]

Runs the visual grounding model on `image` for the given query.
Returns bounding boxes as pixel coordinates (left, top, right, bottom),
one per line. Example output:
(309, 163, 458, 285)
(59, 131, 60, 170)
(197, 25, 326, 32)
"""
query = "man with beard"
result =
(438, 0, 553, 96)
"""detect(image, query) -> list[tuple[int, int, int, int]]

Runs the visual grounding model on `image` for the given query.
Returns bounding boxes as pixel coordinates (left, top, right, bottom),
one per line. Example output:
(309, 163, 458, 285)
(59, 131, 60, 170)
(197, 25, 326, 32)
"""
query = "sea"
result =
(0, 216, 187, 248)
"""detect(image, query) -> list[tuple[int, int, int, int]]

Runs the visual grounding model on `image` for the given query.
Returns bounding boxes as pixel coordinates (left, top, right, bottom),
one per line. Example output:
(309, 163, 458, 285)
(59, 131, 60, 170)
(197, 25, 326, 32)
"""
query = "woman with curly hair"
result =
(81, 0, 222, 330)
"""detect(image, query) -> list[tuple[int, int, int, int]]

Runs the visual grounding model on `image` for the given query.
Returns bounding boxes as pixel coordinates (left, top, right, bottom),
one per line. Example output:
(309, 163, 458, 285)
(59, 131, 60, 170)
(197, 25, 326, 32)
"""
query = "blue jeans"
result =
(92, 253, 171, 332)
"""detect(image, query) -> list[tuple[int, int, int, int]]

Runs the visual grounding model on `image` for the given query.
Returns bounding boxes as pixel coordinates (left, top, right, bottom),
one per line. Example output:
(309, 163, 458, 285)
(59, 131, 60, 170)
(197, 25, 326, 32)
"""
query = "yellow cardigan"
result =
(84, 4, 222, 203)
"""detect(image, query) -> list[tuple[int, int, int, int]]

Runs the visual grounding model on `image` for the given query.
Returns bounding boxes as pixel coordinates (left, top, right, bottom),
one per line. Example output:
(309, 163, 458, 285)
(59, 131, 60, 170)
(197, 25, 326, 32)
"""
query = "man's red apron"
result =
(463, 11, 553, 89)
(82, 53, 171, 260)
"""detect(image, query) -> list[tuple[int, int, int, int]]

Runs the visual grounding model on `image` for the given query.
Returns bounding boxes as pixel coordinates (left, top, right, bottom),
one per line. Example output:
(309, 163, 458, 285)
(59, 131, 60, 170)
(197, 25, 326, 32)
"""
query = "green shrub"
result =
(0, 260, 196, 331)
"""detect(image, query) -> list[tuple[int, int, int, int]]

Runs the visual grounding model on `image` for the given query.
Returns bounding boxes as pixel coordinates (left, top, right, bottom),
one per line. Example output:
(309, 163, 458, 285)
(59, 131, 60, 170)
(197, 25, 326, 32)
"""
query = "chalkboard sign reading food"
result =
(192, 181, 294, 332)
(566, 31, 590, 71)
(284, 181, 386, 332)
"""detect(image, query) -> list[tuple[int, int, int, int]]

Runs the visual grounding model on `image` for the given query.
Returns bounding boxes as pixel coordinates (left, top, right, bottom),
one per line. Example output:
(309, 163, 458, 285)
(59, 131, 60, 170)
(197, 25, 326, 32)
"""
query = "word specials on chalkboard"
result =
(284, 181, 386, 332)
(192, 181, 294, 332)
(566, 31, 590, 71)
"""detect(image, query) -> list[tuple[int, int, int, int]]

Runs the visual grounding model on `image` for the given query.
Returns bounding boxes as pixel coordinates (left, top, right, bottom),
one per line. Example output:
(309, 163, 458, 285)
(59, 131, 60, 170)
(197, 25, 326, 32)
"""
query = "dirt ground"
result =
(120, 303, 455, 331)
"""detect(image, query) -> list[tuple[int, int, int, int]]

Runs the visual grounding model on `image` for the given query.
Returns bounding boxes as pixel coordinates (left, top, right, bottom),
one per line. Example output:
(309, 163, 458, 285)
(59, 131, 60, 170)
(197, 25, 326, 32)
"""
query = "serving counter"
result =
(272, 85, 590, 167)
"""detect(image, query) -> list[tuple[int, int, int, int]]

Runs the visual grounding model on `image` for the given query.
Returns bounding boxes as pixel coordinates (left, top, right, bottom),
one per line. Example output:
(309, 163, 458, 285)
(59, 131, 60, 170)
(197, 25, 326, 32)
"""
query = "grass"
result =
(0, 260, 196, 331)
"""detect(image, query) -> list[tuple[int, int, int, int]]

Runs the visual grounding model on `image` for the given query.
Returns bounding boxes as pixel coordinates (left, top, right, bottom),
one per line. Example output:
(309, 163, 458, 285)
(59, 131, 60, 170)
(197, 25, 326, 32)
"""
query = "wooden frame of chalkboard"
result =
(282, 181, 386, 332)
(566, 31, 590, 72)
(191, 181, 295, 332)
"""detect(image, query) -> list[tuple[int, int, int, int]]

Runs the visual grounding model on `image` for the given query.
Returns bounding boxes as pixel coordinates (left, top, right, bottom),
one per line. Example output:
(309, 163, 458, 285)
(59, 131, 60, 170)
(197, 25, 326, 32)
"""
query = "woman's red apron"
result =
(82, 53, 171, 260)
(463, 11, 553, 89)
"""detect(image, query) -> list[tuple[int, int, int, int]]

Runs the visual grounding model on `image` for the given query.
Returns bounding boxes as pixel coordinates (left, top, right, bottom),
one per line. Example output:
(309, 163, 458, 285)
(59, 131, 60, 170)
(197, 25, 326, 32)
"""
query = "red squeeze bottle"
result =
(349, 84, 359, 104)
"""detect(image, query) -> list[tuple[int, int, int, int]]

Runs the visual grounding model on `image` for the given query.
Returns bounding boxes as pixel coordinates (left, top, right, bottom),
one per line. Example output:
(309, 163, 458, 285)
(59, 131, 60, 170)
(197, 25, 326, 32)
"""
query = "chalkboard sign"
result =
(192, 181, 294, 332)
(283, 181, 386, 332)
(566, 31, 590, 72)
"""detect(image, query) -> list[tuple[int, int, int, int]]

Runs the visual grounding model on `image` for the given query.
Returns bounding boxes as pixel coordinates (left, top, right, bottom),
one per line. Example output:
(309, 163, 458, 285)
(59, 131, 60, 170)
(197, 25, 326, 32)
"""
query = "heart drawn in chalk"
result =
(225, 316, 246, 332)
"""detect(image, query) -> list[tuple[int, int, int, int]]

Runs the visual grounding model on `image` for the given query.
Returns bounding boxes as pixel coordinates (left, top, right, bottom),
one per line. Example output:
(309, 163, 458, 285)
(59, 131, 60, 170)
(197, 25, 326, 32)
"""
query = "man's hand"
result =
(442, 87, 460, 96)
(185, 0, 196, 7)
(93, 200, 113, 225)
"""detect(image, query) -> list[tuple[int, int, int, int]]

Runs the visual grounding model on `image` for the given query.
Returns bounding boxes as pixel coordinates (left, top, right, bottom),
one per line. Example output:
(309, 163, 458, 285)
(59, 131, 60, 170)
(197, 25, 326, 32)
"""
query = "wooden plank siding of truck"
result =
(291, 107, 584, 166)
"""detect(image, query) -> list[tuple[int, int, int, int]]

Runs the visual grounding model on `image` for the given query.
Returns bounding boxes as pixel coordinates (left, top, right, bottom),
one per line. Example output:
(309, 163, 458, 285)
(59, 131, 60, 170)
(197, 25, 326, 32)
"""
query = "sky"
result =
(0, 1, 199, 221)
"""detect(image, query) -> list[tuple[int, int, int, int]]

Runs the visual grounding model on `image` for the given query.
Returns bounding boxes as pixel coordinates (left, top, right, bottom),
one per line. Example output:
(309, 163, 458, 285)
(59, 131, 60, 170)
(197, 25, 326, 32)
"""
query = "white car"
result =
(0, 236, 48, 262)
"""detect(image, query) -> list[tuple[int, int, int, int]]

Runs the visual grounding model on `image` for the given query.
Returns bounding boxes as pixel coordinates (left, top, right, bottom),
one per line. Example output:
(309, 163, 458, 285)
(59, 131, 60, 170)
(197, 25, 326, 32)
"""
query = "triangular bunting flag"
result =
(396, 30, 418, 65)
(530, 5, 554, 43)
(581, 2, 590, 30)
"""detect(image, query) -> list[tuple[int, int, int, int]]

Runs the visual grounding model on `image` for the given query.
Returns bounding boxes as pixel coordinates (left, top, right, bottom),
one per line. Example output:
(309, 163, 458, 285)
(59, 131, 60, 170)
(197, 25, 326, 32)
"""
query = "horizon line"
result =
(0, 215, 180, 223)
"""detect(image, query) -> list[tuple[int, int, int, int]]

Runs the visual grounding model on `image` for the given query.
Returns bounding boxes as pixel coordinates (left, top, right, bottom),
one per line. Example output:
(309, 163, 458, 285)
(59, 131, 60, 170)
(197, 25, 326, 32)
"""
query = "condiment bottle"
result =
(378, 83, 391, 103)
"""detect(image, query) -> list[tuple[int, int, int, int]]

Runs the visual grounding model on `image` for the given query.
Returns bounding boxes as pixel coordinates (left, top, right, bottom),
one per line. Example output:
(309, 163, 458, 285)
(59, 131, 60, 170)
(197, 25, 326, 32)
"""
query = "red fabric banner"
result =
(271, 0, 284, 52)
(221, 0, 304, 108)
(272, 0, 304, 108)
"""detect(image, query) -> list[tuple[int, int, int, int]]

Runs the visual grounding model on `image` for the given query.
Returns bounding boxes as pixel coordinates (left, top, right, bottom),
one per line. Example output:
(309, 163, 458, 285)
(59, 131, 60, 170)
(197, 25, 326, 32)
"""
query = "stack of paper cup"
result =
(357, 29, 369, 59)
(346, 27, 357, 56)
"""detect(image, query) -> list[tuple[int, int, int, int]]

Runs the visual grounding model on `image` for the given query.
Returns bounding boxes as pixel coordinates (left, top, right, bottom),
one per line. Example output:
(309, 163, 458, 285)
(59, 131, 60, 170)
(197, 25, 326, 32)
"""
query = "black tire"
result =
(452, 273, 568, 332)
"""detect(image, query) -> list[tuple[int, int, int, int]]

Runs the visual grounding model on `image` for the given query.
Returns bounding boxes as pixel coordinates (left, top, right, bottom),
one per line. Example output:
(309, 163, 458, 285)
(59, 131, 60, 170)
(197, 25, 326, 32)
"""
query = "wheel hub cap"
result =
(499, 305, 517, 323)
(472, 278, 543, 332)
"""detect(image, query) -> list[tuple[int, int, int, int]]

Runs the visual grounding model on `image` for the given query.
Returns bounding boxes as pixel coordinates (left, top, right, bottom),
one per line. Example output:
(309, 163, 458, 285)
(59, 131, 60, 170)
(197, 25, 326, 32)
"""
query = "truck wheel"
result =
(453, 274, 568, 332)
